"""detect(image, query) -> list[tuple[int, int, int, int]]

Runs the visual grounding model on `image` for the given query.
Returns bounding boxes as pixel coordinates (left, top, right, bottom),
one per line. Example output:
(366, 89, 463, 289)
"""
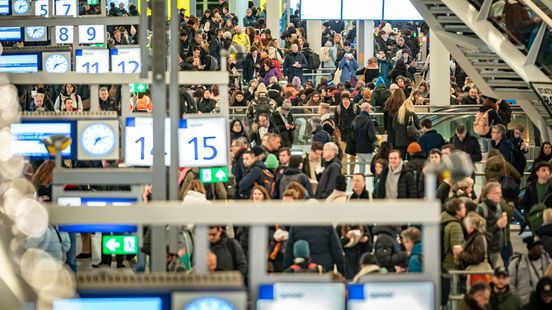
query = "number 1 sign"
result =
(178, 117, 228, 167)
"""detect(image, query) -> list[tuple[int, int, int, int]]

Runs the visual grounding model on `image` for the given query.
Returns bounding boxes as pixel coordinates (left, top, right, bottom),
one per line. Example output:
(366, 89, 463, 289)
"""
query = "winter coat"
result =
(334, 103, 358, 142)
(458, 296, 486, 310)
(251, 121, 280, 146)
(338, 57, 359, 83)
(478, 104, 503, 138)
(271, 108, 294, 147)
(325, 190, 348, 203)
(493, 138, 516, 166)
(341, 231, 372, 279)
(509, 253, 551, 305)
(377, 58, 392, 86)
(484, 155, 521, 183)
(523, 181, 552, 214)
(350, 189, 370, 199)
(521, 290, 552, 310)
(356, 67, 379, 84)
(283, 51, 308, 83)
(260, 67, 279, 85)
(238, 160, 267, 199)
(54, 89, 83, 112)
(372, 226, 407, 272)
(461, 95, 483, 105)
(407, 242, 423, 272)
(370, 84, 390, 109)
(351, 111, 376, 154)
(508, 131, 528, 174)
(441, 211, 465, 270)
(312, 125, 332, 145)
(273, 167, 313, 199)
(459, 231, 487, 270)
(231, 149, 247, 198)
(198, 98, 217, 113)
(376, 162, 417, 199)
(419, 129, 446, 156)
(315, 158, 342, 199)
(477, 200, 504, 253)
(99, 97, 118, 112)
(24, 226, 70, 261)
(243, 53, 262, 82)
(284, 226, 345, 273)
(392, 109, 420, 148)
(210, 235, 248, 277)
(321, 44, 337, 68)
(450, 132, 483, 162)
(540, 223, 552, 257)
(488, 283, 522, 310)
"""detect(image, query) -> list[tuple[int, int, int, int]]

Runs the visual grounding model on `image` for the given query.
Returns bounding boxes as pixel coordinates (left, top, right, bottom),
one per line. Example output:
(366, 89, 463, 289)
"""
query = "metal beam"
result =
(525, 22, 547, 66)
(521, 0, 552, 29)
(477, 0, 492, 21)
(0, 16, 140, 27)
(432, 29, 483, 51)
(139, 0, 148, 79)
(52, 168, 152, 185)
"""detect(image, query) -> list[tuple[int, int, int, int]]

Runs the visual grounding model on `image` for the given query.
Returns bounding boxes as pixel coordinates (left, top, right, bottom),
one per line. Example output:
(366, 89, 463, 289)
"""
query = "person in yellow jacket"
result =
(232, 25, 250, 52)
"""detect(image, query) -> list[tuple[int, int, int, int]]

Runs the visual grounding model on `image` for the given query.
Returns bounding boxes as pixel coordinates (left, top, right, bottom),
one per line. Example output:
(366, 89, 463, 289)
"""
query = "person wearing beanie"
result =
(488, 267, 522, 310)
(325, 174, 348, 203)
(264, 153, 279, 171)
(371, 75, 390, 110)
(522, 276, 552, 309)
(405, 142, 425, 198)
(284, 240, 324, 273)
(510, 237, 551, 305)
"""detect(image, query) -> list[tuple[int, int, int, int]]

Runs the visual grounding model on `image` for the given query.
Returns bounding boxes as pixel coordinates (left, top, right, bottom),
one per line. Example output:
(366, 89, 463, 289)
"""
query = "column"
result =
(266, 0, 279, 39)
(429, 33, 450, 106)
(230, 0, 248, 27)
(306, 20, 322, 49)
(189, 0, 196, 16)
(356, 20, 374, 67)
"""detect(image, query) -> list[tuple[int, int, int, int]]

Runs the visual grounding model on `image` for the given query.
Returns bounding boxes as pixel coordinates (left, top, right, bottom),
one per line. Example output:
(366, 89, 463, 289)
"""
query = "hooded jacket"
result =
(407, 242, 423, 272)
(238, 160, 267, 199)
(370, 80, 390, 109)
(273, 167, 313, 199)
(441, 211, 465, 270)
(510, 252, 551, 305)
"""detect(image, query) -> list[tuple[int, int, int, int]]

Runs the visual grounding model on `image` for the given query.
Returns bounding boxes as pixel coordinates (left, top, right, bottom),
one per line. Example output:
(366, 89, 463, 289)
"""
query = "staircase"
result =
(410, 0, 552, 136)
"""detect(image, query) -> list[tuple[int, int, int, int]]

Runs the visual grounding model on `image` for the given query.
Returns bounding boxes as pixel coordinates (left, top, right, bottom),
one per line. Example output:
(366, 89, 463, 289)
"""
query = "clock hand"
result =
(33, 28, 39, 34)
(93, 136, 112, 145)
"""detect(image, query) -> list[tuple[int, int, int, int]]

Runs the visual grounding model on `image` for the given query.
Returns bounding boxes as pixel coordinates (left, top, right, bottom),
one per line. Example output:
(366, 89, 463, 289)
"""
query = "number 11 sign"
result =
(178, 117, 228, 167)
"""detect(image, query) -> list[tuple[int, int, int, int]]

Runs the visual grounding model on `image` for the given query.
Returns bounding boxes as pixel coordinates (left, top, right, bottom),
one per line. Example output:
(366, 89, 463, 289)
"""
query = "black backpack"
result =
(307, 52, 321, 70)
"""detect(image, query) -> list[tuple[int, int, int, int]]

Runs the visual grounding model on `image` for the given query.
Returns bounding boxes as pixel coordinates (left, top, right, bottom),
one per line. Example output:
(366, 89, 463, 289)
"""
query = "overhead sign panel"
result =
(300, 0, 341, 20)
(342, 0, 383, 20)
(178, 117, 228, 167)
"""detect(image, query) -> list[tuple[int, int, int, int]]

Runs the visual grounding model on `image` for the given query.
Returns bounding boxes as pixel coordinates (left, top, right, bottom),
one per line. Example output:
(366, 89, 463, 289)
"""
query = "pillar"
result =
(356, 20, 374, 67)
(266, 0, 279, 40)
(189, 0, 196, 16)
(306, 20, 322, 49)
(230, 0, 248, 27)
(429, 33, 450, 106)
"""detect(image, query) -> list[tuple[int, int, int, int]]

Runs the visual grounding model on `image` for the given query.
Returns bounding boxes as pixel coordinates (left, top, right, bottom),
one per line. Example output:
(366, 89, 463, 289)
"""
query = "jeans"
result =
(66, 233, 77, 272)
(294, 118, 307, 142)
(356, 153, 374, 175)
(134, 251, 147, 272)
(481, 137, 492, 153)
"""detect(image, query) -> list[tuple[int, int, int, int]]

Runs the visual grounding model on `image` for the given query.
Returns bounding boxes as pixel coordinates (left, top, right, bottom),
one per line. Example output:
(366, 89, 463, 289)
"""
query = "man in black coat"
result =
(350, 173, 370, 199)
(273, 155, 313, 199)
(242, 47, 262, 83)
(311, 117, 332, 145)
(271, 100, 295, 147)
(315, 142, 342, 199)
(335, 92, 359, 174)
(231, 139, 248, 199)
(450, 125, 482, 163)
(491, 124, 515, 165)
(376, 149, 417, 199)
(238, 148, 268, 199)
(283, 43, 308, 83)
(418, 119, 446, 157)
(350, 102, 376, 175)
(251, 112, 280, 147)
(209, 226, 247, 277)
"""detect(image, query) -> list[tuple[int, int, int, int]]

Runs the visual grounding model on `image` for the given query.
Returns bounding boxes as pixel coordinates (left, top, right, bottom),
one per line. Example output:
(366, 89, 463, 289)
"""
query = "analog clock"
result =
(44, 54, 69, 73)
(184, 297, 236, 310)
(80, 123, 116, 156)
(26, 26, 46, 39)
(13, 0, 29, 15)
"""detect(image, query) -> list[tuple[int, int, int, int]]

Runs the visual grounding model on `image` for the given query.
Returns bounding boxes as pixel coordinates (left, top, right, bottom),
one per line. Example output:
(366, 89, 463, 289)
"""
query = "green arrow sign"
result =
(199, 167, 228, 183)
(130, 83, 147, 94)
(87, 0, 99, 5)
(102, 235, 138, 255)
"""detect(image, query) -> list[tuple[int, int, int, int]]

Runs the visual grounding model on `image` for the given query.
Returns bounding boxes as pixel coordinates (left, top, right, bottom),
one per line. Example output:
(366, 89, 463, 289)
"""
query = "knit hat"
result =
(255, 83, 268, 96)
(293, 240, 310, 258)
(537, 277, 552, 297)
(251, 146, 265, 157)
(524, 236, 544, 250)
(264, 153, 279, 170)
(407, 142, 422, 155)
(375, 77, 385, 87)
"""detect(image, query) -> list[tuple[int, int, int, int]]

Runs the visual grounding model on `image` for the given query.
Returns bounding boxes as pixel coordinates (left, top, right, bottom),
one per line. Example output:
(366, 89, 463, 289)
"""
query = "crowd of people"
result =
(14, 1, 552, 309)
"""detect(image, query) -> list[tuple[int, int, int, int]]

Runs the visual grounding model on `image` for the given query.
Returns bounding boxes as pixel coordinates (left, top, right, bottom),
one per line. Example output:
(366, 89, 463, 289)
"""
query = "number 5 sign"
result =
(178, 117, 228, 167)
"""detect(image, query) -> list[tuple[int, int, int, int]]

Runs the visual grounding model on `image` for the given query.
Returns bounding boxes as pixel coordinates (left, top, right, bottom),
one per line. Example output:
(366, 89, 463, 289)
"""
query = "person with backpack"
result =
(523, 161, 552, 234)
(208, 226, 248, 277)
(372, 225, 408, 272)
(238, 148, 270, 199)
(441, 198, 467, 270)
(284, 240, 324, 274)
(509, 237, 551, 305)
(350, 102, 377, 175)
(315, 142, 342, 199)
(484, 149, 521, 197)
(371, 77, 391, 110)
(334, 92, 358, 174)
(405, 142, 425, 198)
(273, 155, 313, 199)
(320, 40, 337, 69)
(24, 225, 71, 262)
(492, 124, 516, 166)
(392, 90, 421, 157)
(477, 181, 508, 268)
(474, 96, 503, 152)
(302, 42, 321, 73)
(283, 43, 308, 84)
(310, 117, 332, 145)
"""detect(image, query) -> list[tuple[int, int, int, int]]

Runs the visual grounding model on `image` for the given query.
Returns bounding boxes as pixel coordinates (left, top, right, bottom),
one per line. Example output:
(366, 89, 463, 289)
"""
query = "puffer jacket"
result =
(375, 162, 417, 199)
(441, 211, 465, 270)
(484, 155, 521, 183)
(238, 160, 268, 199)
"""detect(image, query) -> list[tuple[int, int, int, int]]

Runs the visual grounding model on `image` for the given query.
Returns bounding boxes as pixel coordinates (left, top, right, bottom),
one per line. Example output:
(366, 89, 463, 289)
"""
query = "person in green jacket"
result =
(488, 267, 522, 310)
(441, 198, 467, 270)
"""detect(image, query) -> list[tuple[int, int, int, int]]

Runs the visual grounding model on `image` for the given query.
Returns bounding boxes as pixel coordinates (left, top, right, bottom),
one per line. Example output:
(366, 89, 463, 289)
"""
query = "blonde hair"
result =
(455, 177, 474, 191)
(464, 212, 486, 233)
(480, 181, 501, 202)
(397, 97, 415, 125)
(544, 209, 552, 223)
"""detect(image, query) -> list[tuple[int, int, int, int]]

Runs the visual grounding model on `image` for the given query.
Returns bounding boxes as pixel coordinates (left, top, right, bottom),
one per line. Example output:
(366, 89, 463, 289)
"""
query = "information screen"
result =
(348, 282, 434, 310)
(342, 0, 383, 20)
(257, 283, 345, 310)
(124, 117, 171, 167)
(53, 298, 162, 310)
(10, 121, 76, 158)
(173, 291, 247, 310)
(300, 0, 341, 20)
(0, 53, 39, 73)
(0, 0, 9, 15)
(0, 27, 22, 41)
(383, 0, 423, 20)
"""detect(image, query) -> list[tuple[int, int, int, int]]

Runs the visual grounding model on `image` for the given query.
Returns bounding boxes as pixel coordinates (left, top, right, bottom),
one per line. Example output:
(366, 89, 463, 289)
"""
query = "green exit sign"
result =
(130, 83, 147, 93)
(199, 167, 228, 183)
(102, 235, 138, 255)
(87, 0, 99, 5)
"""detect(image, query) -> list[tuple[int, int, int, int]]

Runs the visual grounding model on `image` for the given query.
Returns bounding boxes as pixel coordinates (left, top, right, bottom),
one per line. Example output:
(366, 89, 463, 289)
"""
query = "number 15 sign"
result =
(178, 117, 228, 167)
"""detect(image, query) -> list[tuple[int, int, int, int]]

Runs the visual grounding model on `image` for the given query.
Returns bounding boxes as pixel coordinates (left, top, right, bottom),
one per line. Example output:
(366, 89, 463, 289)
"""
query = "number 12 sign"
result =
(178, 117, 228, 167)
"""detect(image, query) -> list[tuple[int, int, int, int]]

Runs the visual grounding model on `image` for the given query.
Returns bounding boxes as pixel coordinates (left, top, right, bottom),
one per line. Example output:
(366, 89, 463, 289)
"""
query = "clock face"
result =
(81, 123, 116, 156)
(45, 54, 69, 73)
(26, 26, 45, 39)
(13, 0, 29, 14)
(184, 297, 236, 310)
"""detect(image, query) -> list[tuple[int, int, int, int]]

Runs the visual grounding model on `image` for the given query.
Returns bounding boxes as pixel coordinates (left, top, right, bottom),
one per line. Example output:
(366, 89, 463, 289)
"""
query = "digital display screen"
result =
(173, 291, 247, 310)
(300, 0, 341, 20)
(10, 121, 75, 158)
(348, 282, 434, 310)
(0, 53, 39, 73)
(56, 197, 138, 233)
(342, 0, 383, 20)
(0, 0, 9, 15)
(53, 298, 162, 310)
(383, 0, 423, 20)
(257, 283, 345, 310)
(0, 27, 22, 41)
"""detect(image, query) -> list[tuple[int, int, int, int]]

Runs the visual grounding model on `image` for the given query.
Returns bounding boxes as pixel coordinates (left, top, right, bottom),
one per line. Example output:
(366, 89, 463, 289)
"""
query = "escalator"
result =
(409, 0, 552, 138)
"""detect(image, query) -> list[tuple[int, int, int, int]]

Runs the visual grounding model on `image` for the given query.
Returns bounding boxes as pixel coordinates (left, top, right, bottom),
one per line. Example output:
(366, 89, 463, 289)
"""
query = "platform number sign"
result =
(178, 117, 228, 167)
(55, 26, 73, 44)
(55, 0, 77, 17)
(111, 48, 141, 73)
(75, 49, 109, 73)
(530, 82, 552, 115)
(78, 25, 105, 44)
(124, 117, 171, 167)
(35, 0, 49, 16)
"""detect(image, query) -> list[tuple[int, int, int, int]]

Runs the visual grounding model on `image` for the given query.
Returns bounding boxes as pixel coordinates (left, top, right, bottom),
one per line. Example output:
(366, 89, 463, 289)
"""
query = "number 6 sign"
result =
(178, 117, 228, 167)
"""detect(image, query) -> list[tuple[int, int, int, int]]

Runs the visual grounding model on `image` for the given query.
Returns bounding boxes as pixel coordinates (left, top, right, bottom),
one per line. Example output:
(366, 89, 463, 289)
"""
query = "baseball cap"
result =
(538, 277, 552, 297)
(251, 146, 265, 157)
